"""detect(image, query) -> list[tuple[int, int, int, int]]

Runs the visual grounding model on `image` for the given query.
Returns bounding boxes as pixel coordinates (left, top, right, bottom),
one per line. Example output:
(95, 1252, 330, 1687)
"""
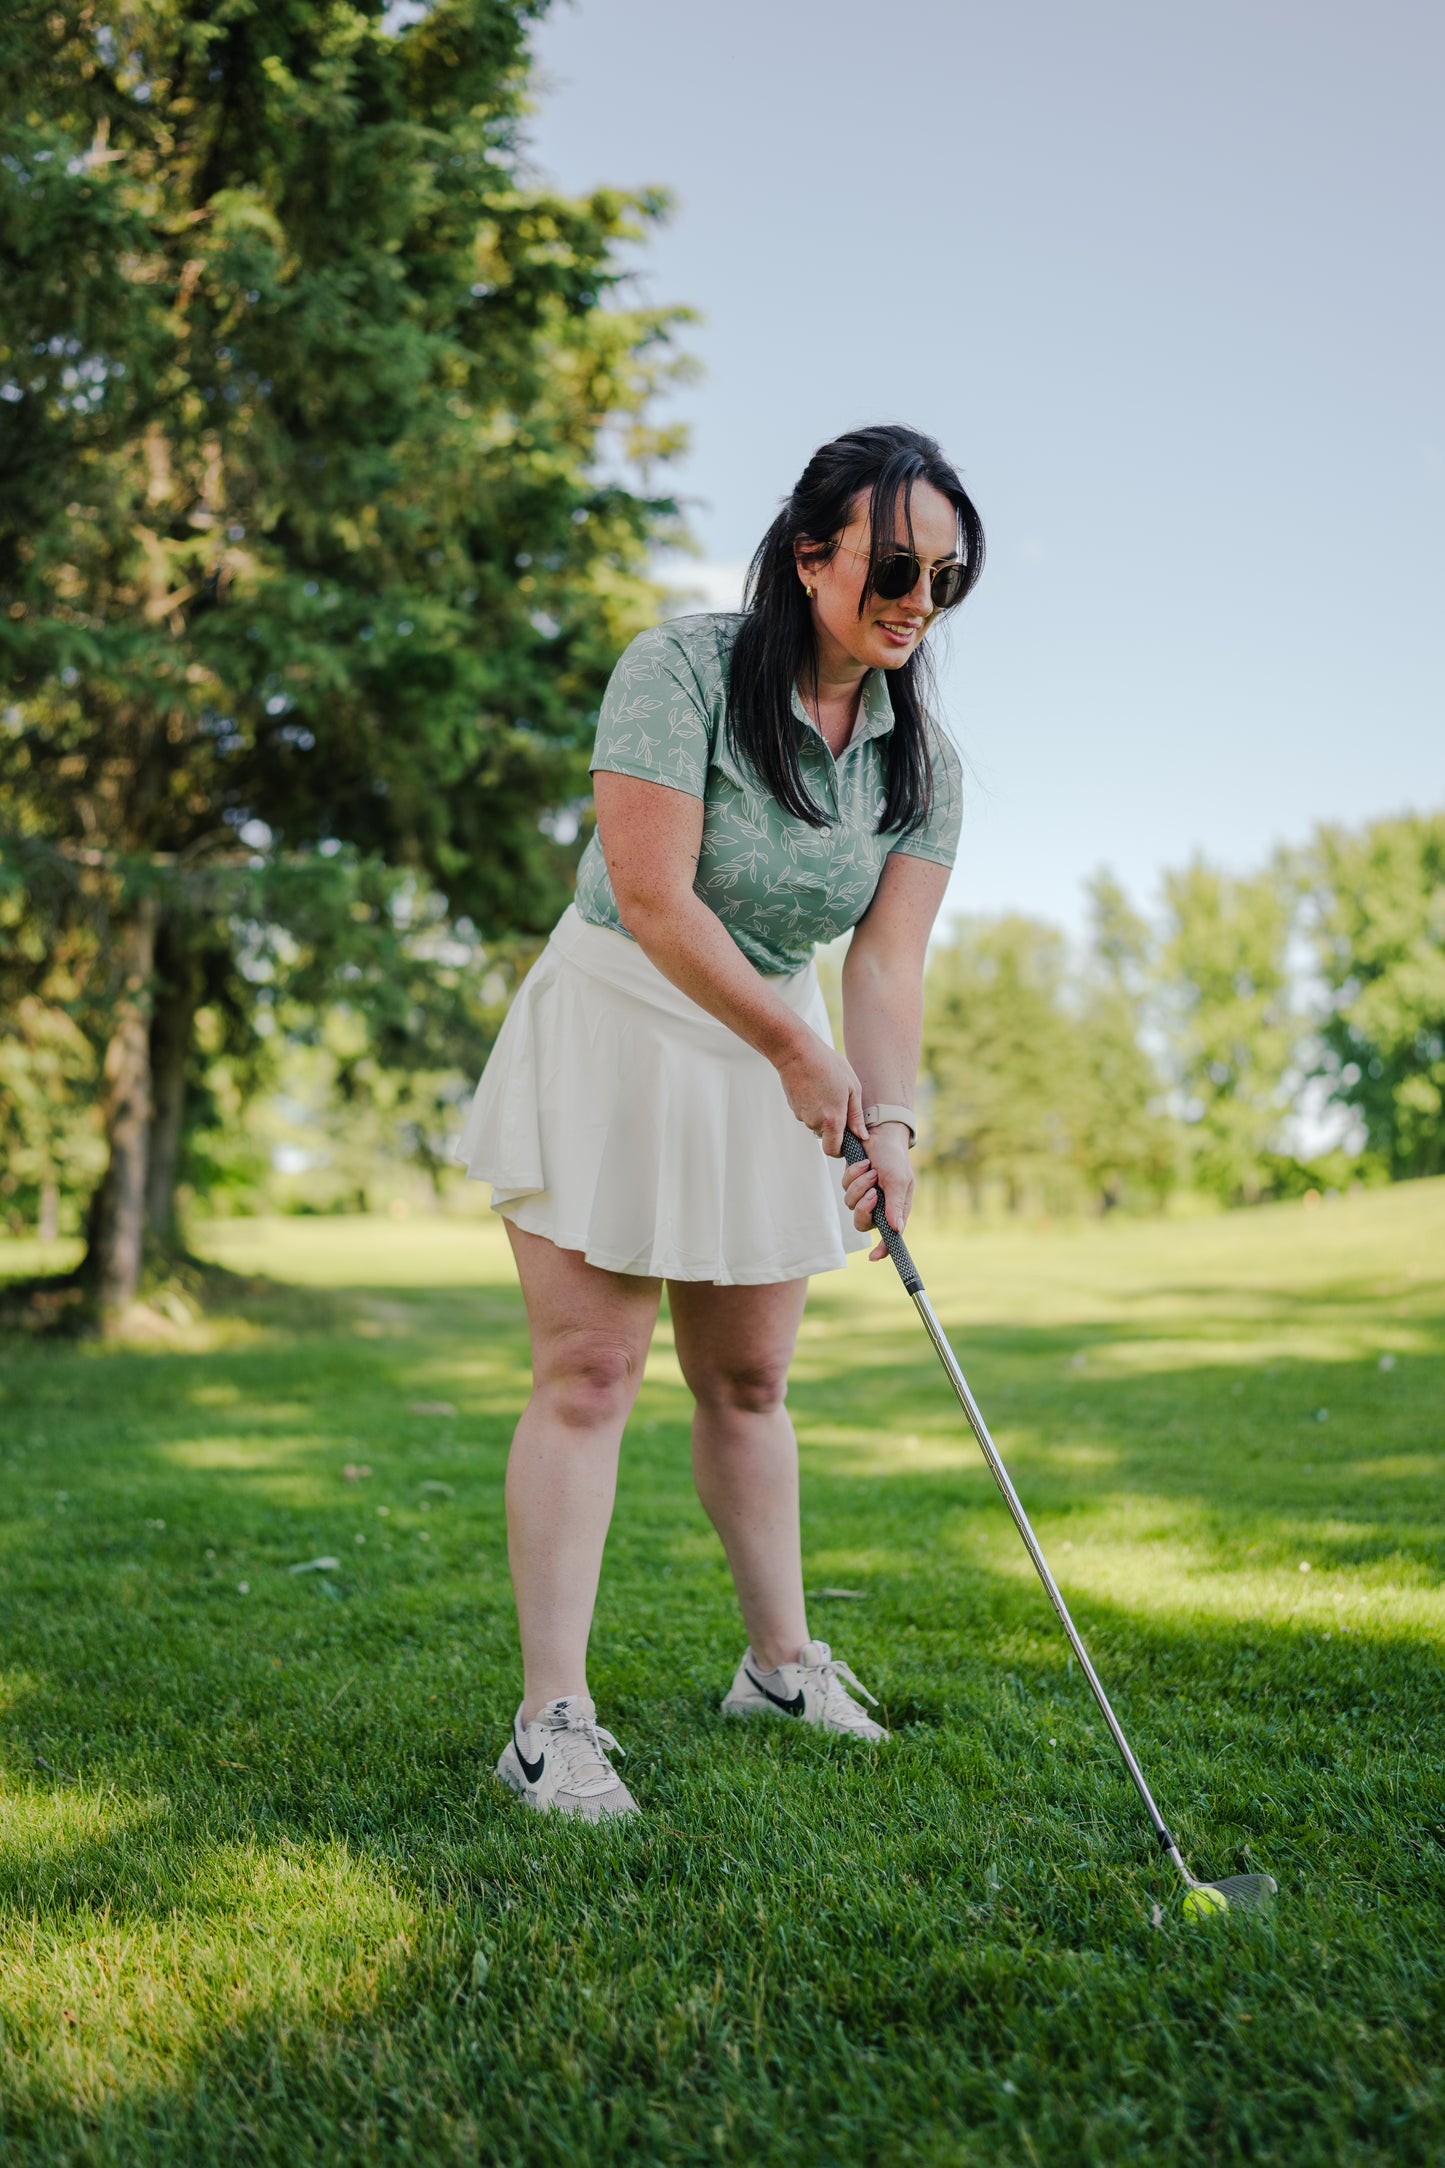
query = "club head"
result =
(1197, 1871, 1278, 1913)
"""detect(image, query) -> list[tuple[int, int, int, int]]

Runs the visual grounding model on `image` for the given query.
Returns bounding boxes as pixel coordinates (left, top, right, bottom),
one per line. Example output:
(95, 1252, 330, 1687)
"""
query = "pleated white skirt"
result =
(451, 906, 868, 1284)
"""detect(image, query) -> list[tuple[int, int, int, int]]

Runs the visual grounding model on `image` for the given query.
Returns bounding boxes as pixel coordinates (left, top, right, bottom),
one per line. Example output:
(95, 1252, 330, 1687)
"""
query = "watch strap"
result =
(863, 1102, 917, 1147)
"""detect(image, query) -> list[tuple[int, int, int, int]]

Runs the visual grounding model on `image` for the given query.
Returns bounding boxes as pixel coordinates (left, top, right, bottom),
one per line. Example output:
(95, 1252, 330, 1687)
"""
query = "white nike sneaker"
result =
(722, 1639, 889, 1741)
(494, 1695, 639, 1820)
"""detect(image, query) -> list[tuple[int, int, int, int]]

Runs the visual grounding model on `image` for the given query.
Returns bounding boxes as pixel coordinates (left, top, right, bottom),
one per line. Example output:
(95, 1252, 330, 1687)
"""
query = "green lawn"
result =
(1, 1185, 1442, 2165)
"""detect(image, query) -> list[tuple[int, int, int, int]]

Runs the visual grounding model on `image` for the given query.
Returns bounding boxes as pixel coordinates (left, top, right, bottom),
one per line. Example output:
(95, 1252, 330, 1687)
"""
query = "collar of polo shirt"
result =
(790, 668, 895, 758)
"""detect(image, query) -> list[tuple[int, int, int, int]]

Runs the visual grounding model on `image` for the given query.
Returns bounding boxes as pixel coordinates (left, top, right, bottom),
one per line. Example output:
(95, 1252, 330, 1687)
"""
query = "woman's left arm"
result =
(839, 852, 951, 1258)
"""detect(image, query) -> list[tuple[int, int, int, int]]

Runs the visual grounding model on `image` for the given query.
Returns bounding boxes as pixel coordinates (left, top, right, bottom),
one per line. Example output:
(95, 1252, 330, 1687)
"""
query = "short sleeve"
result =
(590, 625, 712, 800)
(888, 721, 964, 868)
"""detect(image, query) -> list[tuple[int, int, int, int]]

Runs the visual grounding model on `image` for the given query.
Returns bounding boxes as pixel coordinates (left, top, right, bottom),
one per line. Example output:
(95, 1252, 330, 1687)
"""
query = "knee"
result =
(691, 1353, 791, 1419)
(538, 1331, 642, 1432)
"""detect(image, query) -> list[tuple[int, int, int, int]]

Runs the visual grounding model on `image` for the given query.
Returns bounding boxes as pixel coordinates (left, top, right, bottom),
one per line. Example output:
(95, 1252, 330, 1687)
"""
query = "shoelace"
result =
(817, 1656, 881, 1731)
(541, 1706, 626, 1798)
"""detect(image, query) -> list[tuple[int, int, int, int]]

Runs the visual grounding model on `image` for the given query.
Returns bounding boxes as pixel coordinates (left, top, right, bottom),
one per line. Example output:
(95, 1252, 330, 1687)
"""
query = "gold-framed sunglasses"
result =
(835, 538, 970, 610)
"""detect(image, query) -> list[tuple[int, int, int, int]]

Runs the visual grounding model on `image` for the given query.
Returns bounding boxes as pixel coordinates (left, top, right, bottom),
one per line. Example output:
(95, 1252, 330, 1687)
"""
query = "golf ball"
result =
(1182, 1885, 1230, 1921)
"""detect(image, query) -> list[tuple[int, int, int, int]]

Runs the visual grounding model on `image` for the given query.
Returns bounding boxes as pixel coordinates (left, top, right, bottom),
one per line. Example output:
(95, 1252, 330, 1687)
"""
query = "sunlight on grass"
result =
(809, 1425, 1000, 1478)
(0, 1826, 417, 2114)
(195, 1213, 515, 1288)
(0, 1782, 143, 1861)
(974, 1518, 1445, 1639)
(160, 1435, 335, 1475)
(0, 1179, 1441, 2162)
(1079, 1326, 1439, 1371)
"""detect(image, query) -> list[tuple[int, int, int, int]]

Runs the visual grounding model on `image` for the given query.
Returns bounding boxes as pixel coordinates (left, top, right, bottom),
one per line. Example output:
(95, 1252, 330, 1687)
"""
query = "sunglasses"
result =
(835, 539, 969, 611)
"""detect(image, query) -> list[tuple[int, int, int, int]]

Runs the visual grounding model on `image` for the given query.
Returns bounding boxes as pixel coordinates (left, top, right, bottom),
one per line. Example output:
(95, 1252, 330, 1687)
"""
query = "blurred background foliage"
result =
(14, 807, 1443, 1249)
(0, 4, 1441, 1321)
(835, 813, 1443, 1225)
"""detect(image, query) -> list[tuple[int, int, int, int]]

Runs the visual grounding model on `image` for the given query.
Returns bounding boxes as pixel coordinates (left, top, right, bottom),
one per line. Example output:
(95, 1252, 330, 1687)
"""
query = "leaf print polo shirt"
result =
(573, 613, 963, 977)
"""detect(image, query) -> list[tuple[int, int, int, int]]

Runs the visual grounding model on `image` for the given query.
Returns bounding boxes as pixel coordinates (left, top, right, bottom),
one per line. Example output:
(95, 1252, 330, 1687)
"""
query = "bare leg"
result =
(667, 1277, 811, 1672)
(503, 1222, 661, 1720)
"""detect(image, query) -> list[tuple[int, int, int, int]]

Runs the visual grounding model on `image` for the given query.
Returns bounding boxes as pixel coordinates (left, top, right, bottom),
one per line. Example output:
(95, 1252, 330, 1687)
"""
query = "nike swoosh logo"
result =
(744, 1668, 805, 1717)
(514, 1731, 545, 1785)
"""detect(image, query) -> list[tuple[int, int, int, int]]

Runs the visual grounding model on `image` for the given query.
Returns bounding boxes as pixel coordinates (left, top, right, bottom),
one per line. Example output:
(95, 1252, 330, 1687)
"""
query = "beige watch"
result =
(864, 1103, 917, 1148)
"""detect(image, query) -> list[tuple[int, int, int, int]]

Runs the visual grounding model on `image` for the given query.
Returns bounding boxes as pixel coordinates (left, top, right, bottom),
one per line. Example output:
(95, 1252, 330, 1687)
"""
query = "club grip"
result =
(841, 1128, 925, 1295)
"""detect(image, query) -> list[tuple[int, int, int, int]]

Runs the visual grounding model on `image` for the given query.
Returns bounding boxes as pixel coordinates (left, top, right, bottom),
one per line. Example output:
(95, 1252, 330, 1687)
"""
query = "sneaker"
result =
(494, 1694, 639, 1820)
(722, 1639, 889, 1741)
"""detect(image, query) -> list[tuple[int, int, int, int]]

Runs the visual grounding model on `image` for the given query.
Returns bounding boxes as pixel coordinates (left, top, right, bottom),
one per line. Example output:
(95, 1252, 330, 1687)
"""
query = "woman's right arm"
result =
(593, 770, 865, 1152)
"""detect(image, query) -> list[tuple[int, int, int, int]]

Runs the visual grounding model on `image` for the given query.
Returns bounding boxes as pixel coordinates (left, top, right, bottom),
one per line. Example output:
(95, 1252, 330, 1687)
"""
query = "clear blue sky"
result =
(525, 0, 1443, 938)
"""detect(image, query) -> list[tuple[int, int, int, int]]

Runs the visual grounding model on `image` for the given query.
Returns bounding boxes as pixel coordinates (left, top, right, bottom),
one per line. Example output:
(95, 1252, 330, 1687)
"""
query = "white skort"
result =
(452, 906, 868, 1284)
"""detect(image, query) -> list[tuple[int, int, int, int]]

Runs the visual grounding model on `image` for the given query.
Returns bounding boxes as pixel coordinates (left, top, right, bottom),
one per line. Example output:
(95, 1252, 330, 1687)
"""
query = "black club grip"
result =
(841, 1129, 925, 1295)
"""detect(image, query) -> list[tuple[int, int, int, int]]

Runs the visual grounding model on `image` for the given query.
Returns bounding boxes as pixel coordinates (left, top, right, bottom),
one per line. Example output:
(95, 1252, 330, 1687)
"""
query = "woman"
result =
(455, 423, 984, 1819)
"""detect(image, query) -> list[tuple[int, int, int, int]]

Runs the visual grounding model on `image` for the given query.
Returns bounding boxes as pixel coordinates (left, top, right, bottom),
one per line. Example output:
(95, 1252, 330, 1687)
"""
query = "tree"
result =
(1304, 812, 1445, 1180)
(0, 998, 104, 1242)
(923, 915, 1084, 1215)
(921, 902, 1174, 1218)
(1, 0, 689, 1325)
(1156, 856, 1298, 1204)
(1076, 872, 1177, 1211)
(0, 837, 110, 1252)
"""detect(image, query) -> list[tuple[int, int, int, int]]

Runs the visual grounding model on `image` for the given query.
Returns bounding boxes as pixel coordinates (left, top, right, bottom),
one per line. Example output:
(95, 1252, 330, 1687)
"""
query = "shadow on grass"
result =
(793, 1272, 1445, 1588)
(1, 1593, 1441, 2165)
(1, 1273, 1443, 2163)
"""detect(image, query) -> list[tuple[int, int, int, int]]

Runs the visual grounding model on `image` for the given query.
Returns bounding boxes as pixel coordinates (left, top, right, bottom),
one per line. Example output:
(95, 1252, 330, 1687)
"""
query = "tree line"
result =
(919, 816, 1445, 1217)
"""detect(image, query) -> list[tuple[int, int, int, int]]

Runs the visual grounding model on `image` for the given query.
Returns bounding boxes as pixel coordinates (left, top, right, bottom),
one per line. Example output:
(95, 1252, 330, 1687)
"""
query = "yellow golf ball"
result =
(1183, 1885, 1230, 1921)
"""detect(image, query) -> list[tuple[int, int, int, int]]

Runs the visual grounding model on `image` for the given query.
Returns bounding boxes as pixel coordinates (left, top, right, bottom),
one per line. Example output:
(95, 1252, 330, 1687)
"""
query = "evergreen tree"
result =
(0, 0, 689, 1325)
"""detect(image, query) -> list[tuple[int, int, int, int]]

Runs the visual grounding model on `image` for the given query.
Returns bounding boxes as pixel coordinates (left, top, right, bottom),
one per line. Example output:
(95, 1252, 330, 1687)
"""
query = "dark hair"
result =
(726, 424, 984, 833)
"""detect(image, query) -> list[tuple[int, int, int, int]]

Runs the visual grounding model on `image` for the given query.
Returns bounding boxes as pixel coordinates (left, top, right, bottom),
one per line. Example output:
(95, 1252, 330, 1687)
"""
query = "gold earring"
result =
(804, 583, 815, 599)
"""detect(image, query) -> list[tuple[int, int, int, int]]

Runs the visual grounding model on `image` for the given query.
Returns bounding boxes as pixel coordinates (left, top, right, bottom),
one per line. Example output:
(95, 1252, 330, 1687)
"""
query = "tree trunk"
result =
(86, 896, 160, 1330)
(144, 916, 201, 1251)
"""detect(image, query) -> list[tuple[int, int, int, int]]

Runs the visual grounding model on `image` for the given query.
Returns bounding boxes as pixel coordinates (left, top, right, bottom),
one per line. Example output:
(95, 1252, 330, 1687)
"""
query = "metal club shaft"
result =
(909, 1285, 1190, 1881)
(840, 1130, 1193, 1885)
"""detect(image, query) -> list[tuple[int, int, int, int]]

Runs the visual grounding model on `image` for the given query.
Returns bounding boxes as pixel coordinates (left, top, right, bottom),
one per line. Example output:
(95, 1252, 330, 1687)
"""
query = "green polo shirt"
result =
(574, 613, 963, 977)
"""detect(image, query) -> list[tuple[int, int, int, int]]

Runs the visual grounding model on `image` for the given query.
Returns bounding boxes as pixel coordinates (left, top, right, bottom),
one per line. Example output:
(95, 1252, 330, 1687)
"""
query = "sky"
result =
(524, 0, 1444, 939)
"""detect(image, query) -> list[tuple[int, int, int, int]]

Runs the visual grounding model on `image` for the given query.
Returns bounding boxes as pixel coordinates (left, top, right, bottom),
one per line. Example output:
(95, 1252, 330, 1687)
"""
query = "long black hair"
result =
(726, 424, 984, 834)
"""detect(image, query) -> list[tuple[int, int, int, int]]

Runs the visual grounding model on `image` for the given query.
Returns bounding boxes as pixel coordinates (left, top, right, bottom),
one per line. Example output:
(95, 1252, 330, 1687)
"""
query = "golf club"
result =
(842, 1129, 1276, 1915)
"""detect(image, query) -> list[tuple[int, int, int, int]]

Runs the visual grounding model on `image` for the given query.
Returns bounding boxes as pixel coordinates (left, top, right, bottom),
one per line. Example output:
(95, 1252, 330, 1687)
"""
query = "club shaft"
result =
(908, 1287, 1193, 1885)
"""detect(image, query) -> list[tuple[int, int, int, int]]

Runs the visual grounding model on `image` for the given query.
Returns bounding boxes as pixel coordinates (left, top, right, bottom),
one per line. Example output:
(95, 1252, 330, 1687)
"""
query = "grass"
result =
(0, 1183, 1442, 2165)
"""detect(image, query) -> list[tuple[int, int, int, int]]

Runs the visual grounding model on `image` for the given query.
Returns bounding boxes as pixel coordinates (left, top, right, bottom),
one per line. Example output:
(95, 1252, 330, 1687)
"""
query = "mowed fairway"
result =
(1, 1184, 1442, 2166)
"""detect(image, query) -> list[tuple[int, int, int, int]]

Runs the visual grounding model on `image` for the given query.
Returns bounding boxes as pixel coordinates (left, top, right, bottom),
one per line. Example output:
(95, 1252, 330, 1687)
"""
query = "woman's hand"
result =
(775, 1029, 866, 1156)
(841, 1123, 915, 1261)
